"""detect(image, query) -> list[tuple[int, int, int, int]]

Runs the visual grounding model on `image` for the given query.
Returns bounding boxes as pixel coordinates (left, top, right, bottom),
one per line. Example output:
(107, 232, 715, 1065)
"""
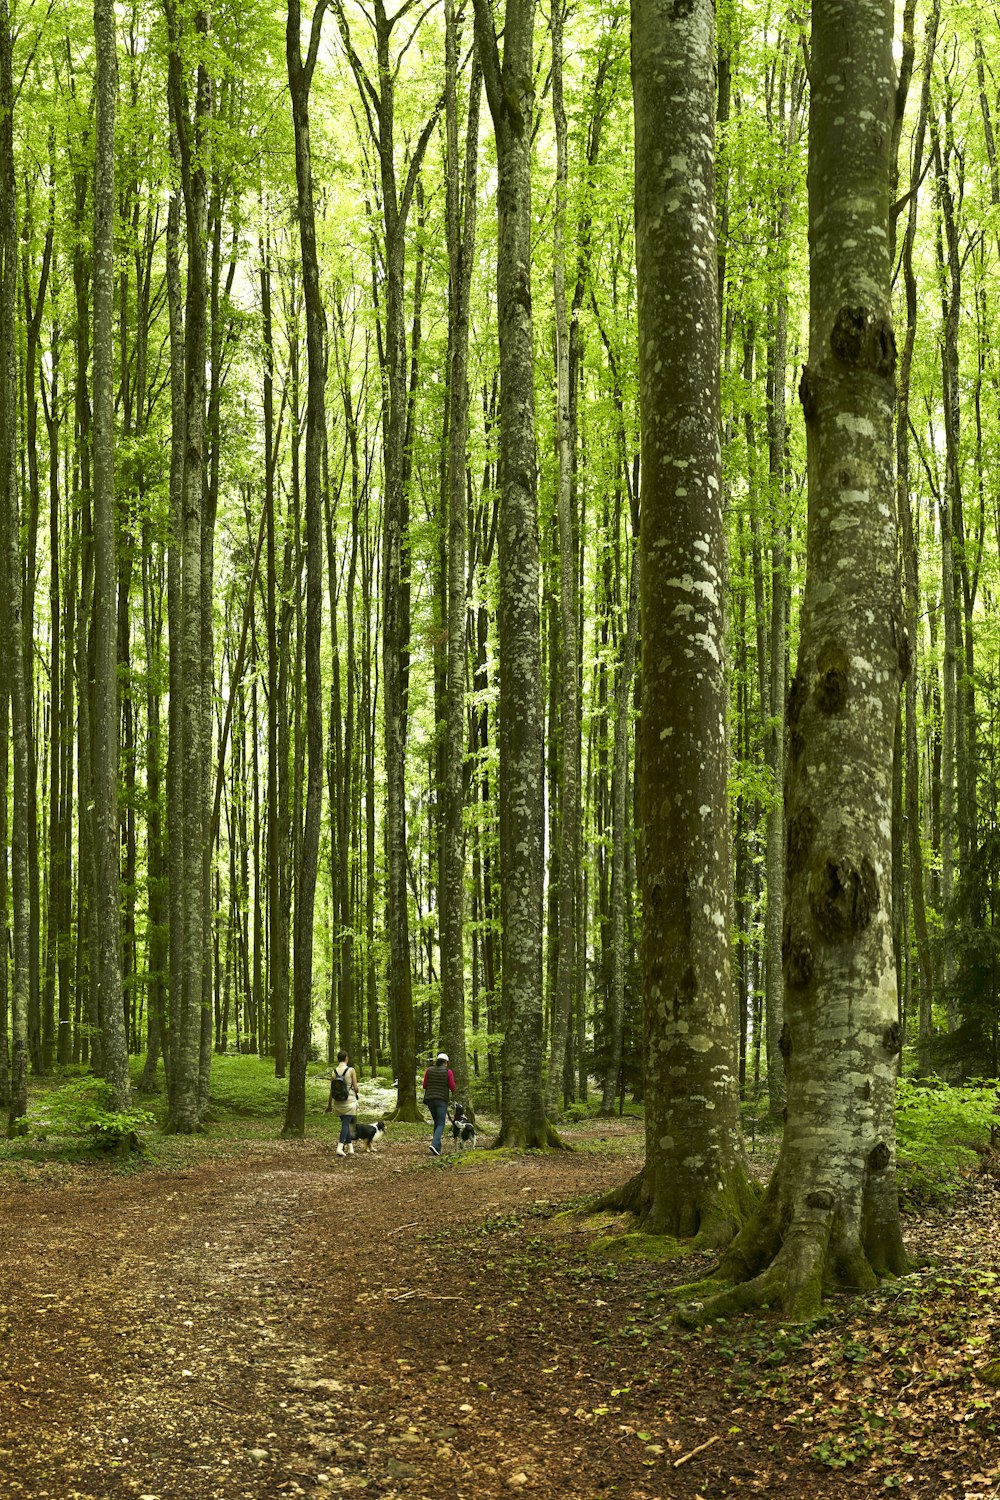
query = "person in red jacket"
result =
(422, 1051, 456, 1156)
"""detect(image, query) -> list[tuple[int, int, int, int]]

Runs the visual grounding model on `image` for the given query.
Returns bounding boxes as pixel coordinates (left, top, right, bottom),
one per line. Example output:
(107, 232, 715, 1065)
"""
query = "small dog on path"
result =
(350, 1120, 387, 1152)
(451, 1104, 476, 1150)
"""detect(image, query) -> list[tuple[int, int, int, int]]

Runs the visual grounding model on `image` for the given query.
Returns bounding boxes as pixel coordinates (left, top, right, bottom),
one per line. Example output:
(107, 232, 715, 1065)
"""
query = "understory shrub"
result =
(895, 1077, 999, 1208)
(24, 1076, 155, 1154)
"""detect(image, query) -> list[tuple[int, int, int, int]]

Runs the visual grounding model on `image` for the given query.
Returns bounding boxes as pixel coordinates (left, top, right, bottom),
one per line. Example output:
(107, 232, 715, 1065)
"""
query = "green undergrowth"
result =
(895, 1077, 999, 1209)
(199, 1053, 334, 1118)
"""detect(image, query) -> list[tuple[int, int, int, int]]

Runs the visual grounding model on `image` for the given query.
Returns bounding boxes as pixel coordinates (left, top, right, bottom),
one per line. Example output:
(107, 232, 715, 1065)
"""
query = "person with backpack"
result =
(422, 1051, 456, 1156)
(326, 1051, 359, 1156)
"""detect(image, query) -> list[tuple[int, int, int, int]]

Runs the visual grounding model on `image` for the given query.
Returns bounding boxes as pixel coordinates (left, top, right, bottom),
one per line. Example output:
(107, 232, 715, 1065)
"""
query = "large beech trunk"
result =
(600, 0, 753, 1239)
(684, 0, 907, 1320)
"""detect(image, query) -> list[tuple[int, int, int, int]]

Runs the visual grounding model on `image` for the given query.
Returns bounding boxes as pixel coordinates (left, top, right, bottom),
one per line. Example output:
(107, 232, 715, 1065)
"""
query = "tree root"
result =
(588, 1166, 757, 1250)
(490, 1119, 570, 1150)
(390, 1102, 425, 1124)
(589, 1170, 647, 1217)
(672, 1209, 890, 1325)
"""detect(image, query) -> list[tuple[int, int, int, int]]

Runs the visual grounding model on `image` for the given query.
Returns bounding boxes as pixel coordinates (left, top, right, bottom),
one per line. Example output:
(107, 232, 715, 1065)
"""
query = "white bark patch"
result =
(665, 573, 720, 609)
(835, 413, 875, 438)
(694, 630, 721, 662)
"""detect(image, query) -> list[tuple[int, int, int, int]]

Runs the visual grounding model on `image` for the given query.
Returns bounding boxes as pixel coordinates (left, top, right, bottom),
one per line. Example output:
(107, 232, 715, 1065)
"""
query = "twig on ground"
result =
(673, 1434, 721, 1468)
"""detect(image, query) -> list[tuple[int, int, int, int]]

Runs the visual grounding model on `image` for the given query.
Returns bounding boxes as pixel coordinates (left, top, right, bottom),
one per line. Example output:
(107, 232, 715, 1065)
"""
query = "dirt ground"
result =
(1, 1115, 998, 1500)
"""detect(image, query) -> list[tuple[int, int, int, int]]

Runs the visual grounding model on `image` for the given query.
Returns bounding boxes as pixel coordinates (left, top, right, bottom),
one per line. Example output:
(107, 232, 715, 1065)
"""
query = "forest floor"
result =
(1, 1104, 999, 1500)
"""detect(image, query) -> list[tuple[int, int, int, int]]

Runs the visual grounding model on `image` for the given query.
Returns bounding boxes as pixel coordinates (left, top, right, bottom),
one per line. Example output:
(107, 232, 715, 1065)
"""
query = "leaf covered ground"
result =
(0, 1111, 998, 1499)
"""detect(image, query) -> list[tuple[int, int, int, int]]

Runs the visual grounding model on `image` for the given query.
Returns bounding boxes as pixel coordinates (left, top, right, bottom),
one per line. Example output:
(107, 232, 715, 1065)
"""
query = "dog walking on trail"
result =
(326, 1051, 359, 1156)
(422, 1052, 456, 1156)
(450, 1103, 476, 1150)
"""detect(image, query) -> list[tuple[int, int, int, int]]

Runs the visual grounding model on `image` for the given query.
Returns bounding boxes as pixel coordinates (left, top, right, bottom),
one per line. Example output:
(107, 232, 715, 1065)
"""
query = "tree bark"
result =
(474, 0, 558, 1149)
(439, 4, 481, 1116)
(685, 0, 907, 1318)
(543, 0, 580, 1120)
(1, 0, 29, 1134)
(165, 0, 212, 1133)
(896, 0, 939, 1077)
(605, 0, 752, 1239)
(93, 0, 131, 1114)
(283, 0, 327, 1138)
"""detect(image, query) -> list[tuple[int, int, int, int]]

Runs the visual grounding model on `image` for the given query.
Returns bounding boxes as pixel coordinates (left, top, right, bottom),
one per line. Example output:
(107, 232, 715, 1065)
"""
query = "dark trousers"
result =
(427, 1099, 448, 1152)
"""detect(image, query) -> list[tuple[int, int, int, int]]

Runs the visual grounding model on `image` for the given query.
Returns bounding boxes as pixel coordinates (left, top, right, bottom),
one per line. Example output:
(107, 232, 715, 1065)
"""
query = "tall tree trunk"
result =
(474, 0, 557, 1149)
(283, 0, 327, 1138)
(543, 0, 580, 1119)
(165, 0, 212, 1133)
(140, 538, 169, 1092)
(21, 192, 49, 1078)
(440, 5, 481, 1116)
(334, 0, 440, 1122)
(691, 0, 907, 1318)
(603, 0, 752, 1239)
(93, 0, 131, 1112)
(896, 0, 939, 1077)
(165, 132, 185, 1108)
(1, 0, 29, 1134)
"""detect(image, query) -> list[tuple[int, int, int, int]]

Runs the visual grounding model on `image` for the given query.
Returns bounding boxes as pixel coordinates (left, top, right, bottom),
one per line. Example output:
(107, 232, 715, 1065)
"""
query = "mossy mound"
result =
(588, 1230, 690, 1263)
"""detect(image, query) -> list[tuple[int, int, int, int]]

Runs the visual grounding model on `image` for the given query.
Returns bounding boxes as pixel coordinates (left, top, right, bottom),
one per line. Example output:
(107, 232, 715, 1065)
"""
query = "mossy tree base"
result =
(671, 1181, 909, 1325)
(390, 1102, 425, 1124)
(163, 1119, 208, 1137)
(590, 1164, 758, 1252)
(492, 1119, 569, 1150)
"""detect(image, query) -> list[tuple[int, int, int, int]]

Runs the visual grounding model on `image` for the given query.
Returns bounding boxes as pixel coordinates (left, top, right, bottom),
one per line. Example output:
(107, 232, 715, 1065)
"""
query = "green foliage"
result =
(202, 1053, 330, 1118)
(563, 1096, 601, 1122)
(895, 1078, 999, 1208)
(26, 1077, 155, 1155)
(937, 811, 1000, 1079)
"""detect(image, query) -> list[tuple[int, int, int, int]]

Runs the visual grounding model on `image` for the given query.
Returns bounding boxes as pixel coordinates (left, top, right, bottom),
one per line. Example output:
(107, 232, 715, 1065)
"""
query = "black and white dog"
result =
(451, 1104, 476, 1150)
(350, 1119, 387, 1152)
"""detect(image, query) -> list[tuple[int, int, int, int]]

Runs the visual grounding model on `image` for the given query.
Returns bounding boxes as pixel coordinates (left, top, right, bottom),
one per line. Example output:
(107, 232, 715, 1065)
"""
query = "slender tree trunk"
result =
(283, 0, 327, 1138)
(896, 0, 938, 1076)
(165, 0, 212, 1132)
(1, 0, 29, 1134)
(165, 131, 185, 1110)
(334, 0, 440, 1122)
(543, 0, 580, 1119)
(93, 0, 131, 1113)
(602, 538, 639, 1116)
(474, 0, 557, 1149)
(140, 539, 168, 1092)
(440, 5, 481, 1115)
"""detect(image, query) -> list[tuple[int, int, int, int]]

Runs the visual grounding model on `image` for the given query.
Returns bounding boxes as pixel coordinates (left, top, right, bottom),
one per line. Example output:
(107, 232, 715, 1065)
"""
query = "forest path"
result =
(1, 1122, 998, 1500)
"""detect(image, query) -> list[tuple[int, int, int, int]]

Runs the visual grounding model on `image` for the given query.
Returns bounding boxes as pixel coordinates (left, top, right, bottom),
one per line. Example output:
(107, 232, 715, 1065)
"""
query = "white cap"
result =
(436, 1052, 449, 1063)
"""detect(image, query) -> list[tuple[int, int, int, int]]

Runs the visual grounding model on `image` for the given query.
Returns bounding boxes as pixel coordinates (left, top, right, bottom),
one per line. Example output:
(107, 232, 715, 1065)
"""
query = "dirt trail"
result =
(1, 1126, 998, 1500)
